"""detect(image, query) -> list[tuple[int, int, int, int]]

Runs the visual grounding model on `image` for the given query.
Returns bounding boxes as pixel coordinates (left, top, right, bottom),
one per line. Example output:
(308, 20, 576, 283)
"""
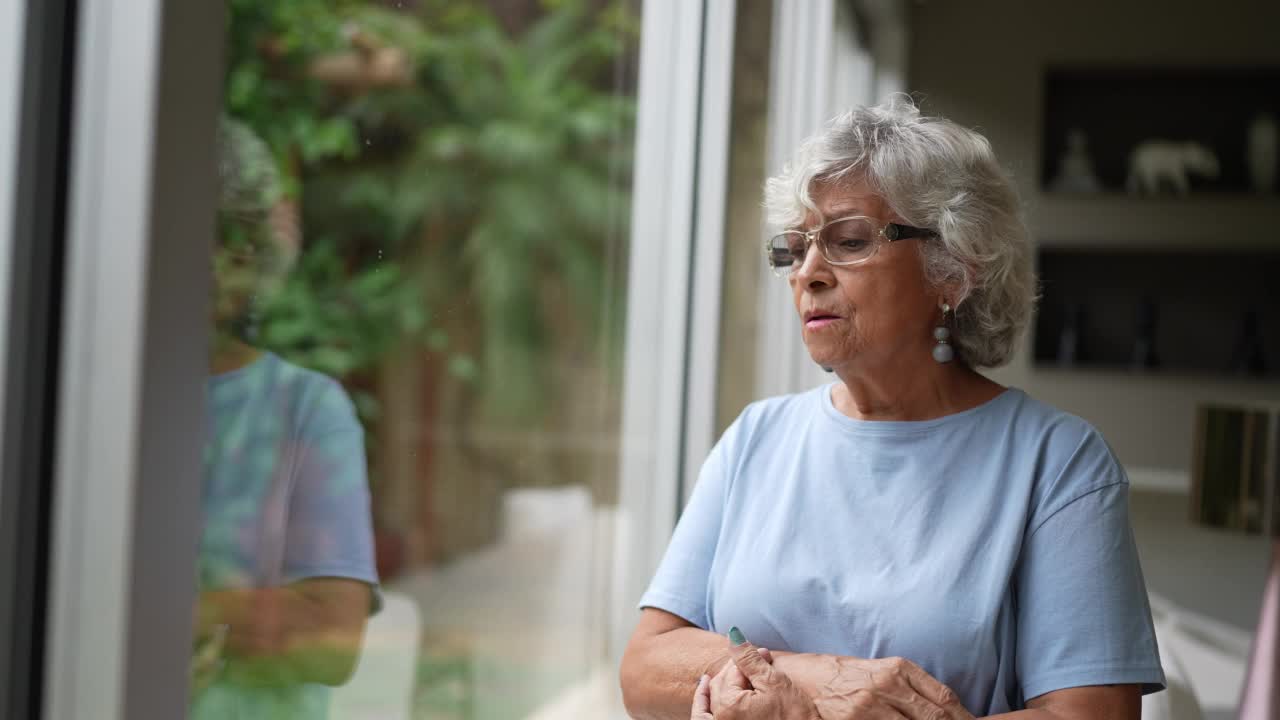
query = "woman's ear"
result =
(936, 281, 970, 314)
(269, 199, 301, 270)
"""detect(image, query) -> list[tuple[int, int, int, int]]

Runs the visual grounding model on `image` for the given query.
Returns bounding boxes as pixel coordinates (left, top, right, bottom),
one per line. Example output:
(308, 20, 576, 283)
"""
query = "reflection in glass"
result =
(205, 1, 640, 717)
(191, 117, 379, 718)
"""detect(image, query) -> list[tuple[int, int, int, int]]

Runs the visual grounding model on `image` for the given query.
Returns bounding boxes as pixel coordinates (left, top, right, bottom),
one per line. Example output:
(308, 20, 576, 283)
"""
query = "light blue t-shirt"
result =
(640, 385, 1165, 714)
(193, 352, 379, 719)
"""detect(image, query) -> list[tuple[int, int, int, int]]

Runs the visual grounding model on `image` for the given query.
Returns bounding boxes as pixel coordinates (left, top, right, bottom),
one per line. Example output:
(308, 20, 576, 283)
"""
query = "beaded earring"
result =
(932, 303, 954, 363)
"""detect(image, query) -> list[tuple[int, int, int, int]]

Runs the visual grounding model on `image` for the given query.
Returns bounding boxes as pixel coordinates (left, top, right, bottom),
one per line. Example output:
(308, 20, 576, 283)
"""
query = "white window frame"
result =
(41, 0, 729, 717)
(0, 0, 29, 713)
(0, 0, 23, 423)
(609, 0, 738, 660)
(4, 0, 86, 716)
(679, 0, 738, 506)
(43, 0, 225, 716)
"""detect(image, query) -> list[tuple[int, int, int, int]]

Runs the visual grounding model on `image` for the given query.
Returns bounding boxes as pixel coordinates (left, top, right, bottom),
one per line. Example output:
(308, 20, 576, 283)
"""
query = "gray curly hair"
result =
(764, 96, 1036, 368)
(216, 116, 299, 274)
(218, 116, 282, 219)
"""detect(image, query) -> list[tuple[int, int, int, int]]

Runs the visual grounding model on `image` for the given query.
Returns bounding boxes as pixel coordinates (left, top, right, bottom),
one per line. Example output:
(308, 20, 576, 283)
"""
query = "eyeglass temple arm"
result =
(884, 223, 937, 241)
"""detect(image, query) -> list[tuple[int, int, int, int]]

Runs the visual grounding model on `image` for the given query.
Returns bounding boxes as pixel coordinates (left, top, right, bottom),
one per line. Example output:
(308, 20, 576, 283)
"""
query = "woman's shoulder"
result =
(260, 354, 363, 437)
(1001, 391, 1129, 514)
(1003, 390, 1113, 459)
(710, 387, 828, 467)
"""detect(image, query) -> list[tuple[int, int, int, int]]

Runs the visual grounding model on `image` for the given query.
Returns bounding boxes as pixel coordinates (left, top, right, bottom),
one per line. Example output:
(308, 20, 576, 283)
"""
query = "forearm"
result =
(620, 626, 734, 720)
(768, 650, 1121, 717)
(197, 583, 366, 686)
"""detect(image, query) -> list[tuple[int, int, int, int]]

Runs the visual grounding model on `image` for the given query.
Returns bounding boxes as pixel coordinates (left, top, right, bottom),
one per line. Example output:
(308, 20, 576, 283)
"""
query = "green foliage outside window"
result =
(224, 0, 636, 428)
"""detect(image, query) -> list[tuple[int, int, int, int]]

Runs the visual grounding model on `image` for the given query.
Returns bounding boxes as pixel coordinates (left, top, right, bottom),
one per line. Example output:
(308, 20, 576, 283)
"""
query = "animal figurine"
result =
(1126, 141, 1220, 195)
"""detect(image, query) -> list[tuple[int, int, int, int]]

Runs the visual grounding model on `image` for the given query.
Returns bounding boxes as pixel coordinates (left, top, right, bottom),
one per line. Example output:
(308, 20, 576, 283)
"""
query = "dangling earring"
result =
(932, 303, 954, 363)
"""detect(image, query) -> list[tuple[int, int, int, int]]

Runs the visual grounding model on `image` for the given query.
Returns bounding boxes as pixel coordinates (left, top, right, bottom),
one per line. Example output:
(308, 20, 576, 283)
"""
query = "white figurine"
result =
(1126, 140, 1220, 195)
(1050, 128, 1102, 193)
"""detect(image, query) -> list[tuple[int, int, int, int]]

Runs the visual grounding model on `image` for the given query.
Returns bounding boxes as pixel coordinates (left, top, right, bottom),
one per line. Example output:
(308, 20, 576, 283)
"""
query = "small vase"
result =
(1130, 298, 1160, 371)
(1248, 113, 1278, 194)
(1229, 307, 1268, 376)
(1056, 301, 1086, 366)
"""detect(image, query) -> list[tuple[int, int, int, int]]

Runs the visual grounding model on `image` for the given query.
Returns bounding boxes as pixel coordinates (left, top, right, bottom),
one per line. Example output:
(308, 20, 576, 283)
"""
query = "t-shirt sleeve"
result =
(282, 380, 380, 592)
(636, 423, 734, 630)
(1015, 444, 1166, 701)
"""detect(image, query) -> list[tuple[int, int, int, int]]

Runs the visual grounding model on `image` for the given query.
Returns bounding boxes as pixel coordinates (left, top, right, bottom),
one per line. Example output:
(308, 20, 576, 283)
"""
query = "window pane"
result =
(196, 2, 639, 718)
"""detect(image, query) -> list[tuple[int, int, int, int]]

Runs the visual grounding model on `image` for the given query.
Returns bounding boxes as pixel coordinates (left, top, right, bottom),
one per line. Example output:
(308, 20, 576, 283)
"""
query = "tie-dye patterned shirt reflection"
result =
(193, 352, 379, 719)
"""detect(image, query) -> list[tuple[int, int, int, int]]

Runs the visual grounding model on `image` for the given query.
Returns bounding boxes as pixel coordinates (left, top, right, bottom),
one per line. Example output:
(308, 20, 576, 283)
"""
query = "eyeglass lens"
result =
(768, 217, 877, 272)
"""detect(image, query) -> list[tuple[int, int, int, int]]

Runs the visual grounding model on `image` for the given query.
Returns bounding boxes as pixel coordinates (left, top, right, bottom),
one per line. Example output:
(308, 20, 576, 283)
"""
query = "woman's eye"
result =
(836, 237, 869, 250)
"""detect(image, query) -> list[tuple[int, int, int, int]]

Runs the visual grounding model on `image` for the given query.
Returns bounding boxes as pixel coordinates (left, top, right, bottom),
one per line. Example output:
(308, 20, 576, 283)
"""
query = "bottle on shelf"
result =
(1229, 306, 1268, 376)
(1055, 300, 1086, 367)
(1130, 297, 1160, 371)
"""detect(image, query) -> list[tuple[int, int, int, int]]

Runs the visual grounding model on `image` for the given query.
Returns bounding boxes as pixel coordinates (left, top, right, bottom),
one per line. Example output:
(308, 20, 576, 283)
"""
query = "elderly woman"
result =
(620, 99, 1164, 720)
(190, 117, 380, 718)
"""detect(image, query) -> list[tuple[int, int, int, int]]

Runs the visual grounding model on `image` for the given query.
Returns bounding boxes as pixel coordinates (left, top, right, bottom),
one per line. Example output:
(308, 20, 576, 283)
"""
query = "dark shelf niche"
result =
(1041, 66, 1280, 195)
(1034, 248, 1280, 379)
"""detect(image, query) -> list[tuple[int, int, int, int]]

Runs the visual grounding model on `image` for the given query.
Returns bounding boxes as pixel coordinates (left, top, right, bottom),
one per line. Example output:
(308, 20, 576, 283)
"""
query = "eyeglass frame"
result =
(764, 215, 937, 277)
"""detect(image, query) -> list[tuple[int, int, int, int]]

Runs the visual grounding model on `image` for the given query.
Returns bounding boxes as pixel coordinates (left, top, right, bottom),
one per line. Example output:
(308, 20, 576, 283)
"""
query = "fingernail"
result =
(728, 626, 746, 646)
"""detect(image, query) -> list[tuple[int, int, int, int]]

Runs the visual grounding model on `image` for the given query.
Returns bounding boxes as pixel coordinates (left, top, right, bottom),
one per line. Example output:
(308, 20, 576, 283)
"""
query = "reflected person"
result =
(190, 117, 380, 718)
(621, 98, 1164, 719)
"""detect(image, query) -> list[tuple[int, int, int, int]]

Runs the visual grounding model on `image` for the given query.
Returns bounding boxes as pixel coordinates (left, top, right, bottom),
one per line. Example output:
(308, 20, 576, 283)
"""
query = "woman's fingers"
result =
(852, 689, 914, 720)
(893, 660, 971, 719)
(870, 684, 959, 720)
(727, 630, 780, 690)
(709, 658, 737, 712)
(724, 657, 751, 691)
(691, 674, 713, 719)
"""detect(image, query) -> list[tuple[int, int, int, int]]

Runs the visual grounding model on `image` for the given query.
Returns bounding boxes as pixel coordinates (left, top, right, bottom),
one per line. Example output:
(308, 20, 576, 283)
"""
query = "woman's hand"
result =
(691, 629, 820, 720)
(776, 653, 974, 720)
(189, 623, 229, 696)
(690, 674, 715, 720)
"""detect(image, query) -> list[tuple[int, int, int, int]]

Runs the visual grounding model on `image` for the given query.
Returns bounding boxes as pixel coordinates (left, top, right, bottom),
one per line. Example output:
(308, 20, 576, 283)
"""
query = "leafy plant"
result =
(227, 0, 636, 422)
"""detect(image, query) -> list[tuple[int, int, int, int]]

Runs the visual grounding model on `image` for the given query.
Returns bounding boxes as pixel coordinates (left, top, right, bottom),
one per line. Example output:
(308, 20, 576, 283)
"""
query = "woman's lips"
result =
(804, 315, 842, 329)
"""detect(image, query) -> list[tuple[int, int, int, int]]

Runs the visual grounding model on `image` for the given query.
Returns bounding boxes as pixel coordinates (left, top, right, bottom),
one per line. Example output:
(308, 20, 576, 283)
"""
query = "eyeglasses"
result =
(765, 215, 936, 277)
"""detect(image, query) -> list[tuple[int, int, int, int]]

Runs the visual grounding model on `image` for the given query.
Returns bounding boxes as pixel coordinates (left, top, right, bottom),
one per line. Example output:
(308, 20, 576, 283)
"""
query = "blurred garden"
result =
(222, 1, 639, 716)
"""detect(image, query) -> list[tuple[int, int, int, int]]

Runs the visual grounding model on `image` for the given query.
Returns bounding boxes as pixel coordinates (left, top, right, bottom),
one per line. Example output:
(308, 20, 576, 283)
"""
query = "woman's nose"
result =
(792, 242, 834, 288)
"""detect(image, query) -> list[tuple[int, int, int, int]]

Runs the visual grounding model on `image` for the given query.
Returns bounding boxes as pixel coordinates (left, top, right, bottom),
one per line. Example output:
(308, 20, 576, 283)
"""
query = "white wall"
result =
(908, 0, 1280, 477)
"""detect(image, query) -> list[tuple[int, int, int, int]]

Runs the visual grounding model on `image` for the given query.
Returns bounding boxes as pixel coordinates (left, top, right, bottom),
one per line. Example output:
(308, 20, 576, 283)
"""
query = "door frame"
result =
(42, 0, 225, 717)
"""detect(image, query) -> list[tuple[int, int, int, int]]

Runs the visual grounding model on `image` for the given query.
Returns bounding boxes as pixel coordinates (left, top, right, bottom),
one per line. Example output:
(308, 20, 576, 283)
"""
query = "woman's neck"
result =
(210, 335, 262, 375)
(831, 360, 1003, 422)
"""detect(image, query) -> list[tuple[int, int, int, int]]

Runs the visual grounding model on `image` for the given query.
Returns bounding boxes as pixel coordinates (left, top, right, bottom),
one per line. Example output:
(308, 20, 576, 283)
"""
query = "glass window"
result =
(194, 2, 640, 717)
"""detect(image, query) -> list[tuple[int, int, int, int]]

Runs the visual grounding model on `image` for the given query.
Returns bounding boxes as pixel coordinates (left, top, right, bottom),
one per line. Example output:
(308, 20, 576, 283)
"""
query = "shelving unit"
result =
(1041, 66, 1280, 194)
(1032, 66, 1280, 382)
(1033, 194, 1280, 251)
(1034, 247, 1280, 378)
